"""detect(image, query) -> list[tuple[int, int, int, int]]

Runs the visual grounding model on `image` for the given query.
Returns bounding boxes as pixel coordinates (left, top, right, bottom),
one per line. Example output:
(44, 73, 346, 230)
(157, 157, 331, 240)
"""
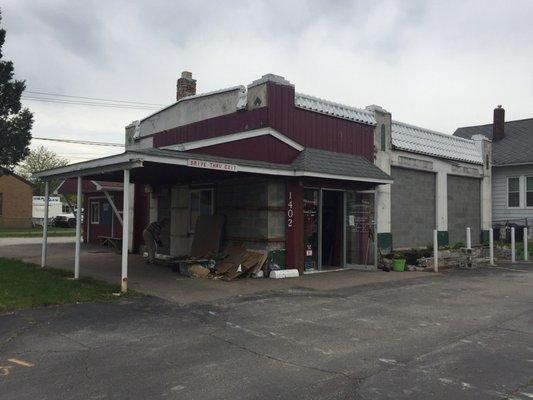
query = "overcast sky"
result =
(2, 0, 533, 163)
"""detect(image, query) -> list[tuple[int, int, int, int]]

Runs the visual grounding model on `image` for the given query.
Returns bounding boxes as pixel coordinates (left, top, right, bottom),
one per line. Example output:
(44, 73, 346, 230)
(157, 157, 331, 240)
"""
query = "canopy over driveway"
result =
(35, 147, 392, 291)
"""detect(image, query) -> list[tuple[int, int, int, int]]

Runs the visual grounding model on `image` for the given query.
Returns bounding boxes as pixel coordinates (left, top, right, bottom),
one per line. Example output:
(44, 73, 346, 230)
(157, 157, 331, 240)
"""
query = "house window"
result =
(527, 177, 533, 207)
(189, 189, 213, 232)
(507, 177, 520, 208)
(90, 201, 100, 224)
(0, 193, 3, 216)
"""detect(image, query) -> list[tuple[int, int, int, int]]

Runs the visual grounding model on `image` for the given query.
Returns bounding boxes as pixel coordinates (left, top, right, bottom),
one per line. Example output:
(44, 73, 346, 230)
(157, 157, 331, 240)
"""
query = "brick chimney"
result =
(176, 71, 196, 101)
(493, 105, 505, 141)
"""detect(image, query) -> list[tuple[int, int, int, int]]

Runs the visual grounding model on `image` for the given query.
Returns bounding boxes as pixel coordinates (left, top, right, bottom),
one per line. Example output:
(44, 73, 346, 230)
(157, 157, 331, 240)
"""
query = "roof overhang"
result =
(35, 153, 143, 180)
(35, 150, 392, 185)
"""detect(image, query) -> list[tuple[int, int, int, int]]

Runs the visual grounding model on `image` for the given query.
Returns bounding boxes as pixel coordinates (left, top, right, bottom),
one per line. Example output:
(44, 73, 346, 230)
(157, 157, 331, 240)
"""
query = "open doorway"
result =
(321, 190, 343, 268)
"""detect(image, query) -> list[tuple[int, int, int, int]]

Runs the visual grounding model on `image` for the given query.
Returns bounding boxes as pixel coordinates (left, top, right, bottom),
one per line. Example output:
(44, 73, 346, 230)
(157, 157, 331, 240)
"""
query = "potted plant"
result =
(392, 251, 406, 272)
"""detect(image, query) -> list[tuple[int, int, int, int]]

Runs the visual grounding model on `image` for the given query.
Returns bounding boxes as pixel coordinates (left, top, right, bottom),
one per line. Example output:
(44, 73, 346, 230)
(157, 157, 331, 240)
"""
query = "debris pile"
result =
(181, 245, 267, 281)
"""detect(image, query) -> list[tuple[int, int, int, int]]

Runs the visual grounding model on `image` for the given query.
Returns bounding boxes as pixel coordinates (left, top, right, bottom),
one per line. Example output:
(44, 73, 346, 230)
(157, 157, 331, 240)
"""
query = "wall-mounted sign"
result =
(287, 191, 294, 228)
(187, 159, 238, 172)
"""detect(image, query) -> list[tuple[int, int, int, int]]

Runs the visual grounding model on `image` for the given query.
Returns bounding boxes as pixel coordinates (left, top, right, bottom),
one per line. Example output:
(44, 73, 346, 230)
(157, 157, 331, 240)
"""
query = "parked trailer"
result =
(32, 196, 64, 226)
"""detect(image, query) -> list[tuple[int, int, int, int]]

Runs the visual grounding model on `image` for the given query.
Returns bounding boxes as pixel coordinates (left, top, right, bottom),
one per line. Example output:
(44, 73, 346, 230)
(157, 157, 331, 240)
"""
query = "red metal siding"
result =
(83, 192, 123, 244)
(267, 83, 375, 161)
(57, 179, 97, 195)
(153, 107, 268, 148)
(152, 82, 375, 162)
(188, 135, 299, 164)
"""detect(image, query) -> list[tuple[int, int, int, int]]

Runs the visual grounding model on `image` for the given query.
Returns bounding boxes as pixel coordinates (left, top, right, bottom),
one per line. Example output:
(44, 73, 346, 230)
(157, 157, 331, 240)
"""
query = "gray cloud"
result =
(1, 0, 533, 162)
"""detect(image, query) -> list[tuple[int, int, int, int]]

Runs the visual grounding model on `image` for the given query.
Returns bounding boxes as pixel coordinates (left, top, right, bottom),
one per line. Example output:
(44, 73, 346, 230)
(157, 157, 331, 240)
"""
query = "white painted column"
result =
(41, 180, 49, 267)
(433, 229, 438, 272)
(436, 172, 448, 233)
(74, 176, 83, 279)
(511, 227, 516, 263)
(524, 227, 529, 261)
(121, 169, 130, 292)
(489, 228, 495, 265)
(466, 227, 471, 250)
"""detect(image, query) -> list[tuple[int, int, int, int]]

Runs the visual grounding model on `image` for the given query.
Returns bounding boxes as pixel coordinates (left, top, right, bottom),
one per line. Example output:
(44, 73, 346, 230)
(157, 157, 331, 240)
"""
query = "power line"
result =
(25, 90, 166, 107)
(22, 96, 161, 110)
(33, 137, 125, 147)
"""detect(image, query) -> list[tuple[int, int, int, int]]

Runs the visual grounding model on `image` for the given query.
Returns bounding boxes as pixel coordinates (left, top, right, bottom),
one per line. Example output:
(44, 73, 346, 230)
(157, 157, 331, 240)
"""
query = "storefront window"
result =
(345, 191, 375, 266)
(303, 188, 319, 271)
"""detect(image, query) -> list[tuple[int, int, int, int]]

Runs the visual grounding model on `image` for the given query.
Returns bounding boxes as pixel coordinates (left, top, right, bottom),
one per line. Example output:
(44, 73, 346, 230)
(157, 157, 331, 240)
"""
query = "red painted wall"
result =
(188, 135, 299, 164)
(153, 108, 268, 148)
(286, 178, 304, 271)
(267, 83, 374, 161)
(152, 81, 375, 162)
(83, 192, 123, 244)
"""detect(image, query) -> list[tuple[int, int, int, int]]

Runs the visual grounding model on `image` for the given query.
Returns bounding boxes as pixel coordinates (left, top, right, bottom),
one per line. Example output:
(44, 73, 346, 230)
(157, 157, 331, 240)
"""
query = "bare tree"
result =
(17, 146, 68, 195)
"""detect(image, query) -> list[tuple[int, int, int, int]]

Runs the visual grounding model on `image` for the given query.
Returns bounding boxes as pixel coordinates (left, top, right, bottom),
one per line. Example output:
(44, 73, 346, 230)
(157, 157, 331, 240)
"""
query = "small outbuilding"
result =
(0, 167, 34, 228)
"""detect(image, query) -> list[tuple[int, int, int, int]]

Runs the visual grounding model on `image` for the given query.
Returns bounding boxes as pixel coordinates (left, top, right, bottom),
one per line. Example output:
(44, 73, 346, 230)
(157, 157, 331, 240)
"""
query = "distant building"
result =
(0, 167, 34, 228)
(454, 106, 533, 234)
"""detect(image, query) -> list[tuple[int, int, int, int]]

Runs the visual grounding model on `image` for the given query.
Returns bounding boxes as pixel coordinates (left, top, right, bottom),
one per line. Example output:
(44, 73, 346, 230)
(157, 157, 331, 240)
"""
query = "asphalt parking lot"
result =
(1, 263, 532, 399)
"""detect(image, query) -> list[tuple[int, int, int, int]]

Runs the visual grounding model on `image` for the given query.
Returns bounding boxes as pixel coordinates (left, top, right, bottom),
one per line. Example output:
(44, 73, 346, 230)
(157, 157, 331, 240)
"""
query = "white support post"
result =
(489, 228, 495, 266)
(511, 227, 516, 263)
(121, 169, 130, 292)
(41, 181, 49, 267)
(74, 176, 83, 279)
(433, 229, 438, 272)
(102, 189, 123, 225)
(466, 227, 471, 250)
(524, 227, 529, 261)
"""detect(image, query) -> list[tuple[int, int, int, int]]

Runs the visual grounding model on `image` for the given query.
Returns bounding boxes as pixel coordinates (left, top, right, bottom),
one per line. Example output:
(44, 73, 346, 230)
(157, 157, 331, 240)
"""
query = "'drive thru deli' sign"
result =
(187, 159, 238, 172)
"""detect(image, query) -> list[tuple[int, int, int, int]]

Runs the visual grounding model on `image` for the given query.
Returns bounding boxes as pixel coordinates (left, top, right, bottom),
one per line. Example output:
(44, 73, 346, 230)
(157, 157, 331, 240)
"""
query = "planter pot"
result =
(393, 259, 406, 272)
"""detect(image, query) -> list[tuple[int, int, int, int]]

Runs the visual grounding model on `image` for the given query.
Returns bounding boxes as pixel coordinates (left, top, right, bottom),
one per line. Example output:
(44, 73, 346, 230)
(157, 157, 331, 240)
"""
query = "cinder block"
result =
(270, 269, 299, 279)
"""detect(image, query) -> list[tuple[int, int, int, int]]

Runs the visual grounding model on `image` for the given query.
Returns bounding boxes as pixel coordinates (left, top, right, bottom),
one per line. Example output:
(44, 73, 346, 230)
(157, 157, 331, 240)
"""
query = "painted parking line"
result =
(8, 358, 35, 368)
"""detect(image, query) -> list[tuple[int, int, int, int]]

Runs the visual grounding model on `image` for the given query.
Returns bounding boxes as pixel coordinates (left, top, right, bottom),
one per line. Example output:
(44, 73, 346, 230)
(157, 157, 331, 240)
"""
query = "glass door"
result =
(345, 191, 376, 267)
(303, 188, 320, 271)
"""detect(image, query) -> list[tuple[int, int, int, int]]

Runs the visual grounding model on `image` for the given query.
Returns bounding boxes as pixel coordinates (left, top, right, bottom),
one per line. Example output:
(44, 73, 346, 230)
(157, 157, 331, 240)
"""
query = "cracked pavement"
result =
(0, 263, 532, 399)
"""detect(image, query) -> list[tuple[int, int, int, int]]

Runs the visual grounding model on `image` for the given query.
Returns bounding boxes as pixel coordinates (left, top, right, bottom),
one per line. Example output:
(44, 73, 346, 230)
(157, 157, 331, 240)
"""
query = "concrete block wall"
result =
(216, 177, 269, 250)
(391, 167, 436, 248)
(267, 179, 286, 251)
(156, 187, 171, 254)
(170, 186, 191, 256)
(447, 175, 481, 246)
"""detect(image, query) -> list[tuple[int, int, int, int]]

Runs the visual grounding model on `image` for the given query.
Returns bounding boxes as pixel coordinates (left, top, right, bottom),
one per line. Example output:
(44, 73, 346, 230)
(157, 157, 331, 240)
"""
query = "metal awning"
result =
(36, 147, 392, 294)
(35, 148, 393, 184)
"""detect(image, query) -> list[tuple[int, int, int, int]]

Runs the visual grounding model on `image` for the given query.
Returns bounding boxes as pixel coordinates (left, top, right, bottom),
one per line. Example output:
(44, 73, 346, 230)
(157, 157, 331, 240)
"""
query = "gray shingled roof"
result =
(454, 118, 533, 166)
(290, 148, 392, 181)
(134, 147, 392, 182)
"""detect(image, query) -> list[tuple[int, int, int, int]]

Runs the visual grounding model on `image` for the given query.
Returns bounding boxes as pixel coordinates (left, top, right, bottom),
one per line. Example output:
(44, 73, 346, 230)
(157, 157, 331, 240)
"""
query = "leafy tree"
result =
(17, 146, 68, 195)
(0, 10, 33, 168)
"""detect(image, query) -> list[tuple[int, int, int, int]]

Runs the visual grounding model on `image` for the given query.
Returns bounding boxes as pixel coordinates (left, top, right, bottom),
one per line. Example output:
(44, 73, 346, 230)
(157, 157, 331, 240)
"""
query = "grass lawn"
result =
(0, 226, 76, 238)
(0, 258, 139, 312)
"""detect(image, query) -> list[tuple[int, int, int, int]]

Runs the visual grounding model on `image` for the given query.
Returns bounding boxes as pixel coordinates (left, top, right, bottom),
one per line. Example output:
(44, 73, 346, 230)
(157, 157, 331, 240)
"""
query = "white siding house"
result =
(455, 107, 533, 235)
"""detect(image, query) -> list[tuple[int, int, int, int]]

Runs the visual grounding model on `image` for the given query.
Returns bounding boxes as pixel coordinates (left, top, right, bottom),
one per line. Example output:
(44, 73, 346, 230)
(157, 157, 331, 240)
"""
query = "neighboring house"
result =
(37, 72, 489, 276)
(454, 106, 533, 234)
(0, 167, 34, 228)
